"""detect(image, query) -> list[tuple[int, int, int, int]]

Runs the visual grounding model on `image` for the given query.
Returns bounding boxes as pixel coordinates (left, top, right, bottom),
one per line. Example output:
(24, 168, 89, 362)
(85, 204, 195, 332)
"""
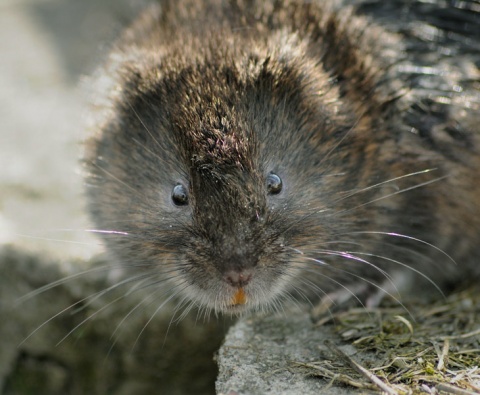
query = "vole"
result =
(85, 0, 480, 315)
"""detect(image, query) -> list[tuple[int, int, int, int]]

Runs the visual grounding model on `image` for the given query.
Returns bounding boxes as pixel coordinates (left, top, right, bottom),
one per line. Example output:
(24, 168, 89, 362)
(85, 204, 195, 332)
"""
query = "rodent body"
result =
(85, 0, 480, 314)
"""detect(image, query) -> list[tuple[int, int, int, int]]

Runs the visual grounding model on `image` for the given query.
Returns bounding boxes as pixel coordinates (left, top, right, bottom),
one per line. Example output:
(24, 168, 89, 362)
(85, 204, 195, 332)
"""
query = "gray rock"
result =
(216, 312, 365, 395)
(0, 245, 231, 395)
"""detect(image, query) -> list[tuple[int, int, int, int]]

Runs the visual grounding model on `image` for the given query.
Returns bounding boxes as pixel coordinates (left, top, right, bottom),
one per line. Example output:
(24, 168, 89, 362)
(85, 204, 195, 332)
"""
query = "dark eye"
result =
(266, 173, 282, 195)
(172, 184, 188, 206)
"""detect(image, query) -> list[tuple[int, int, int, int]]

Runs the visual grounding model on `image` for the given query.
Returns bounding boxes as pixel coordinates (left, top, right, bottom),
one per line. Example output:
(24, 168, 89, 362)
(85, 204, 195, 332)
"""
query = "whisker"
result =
(304, 249, 396, 290)
(273, 170, 437, 239)
(300, 264, 369, 309)
(318, 116, 362, 168)
(289, 244, 415, 317)
(55, 293, 129, 347)
(339, 231, 457, 265)
(295, 276, 329, 302)
(13, 233, 101, 246)
(311, 238, 443, 271)
(133, 281, 190, 350)
(22, 272, 142, 346)
(92, 162, 138, 194)
(132, 137, 165, 164)
(336, 176, 447, 215)
(288, 246, 396, 294)
(342, 250, 445, 297)
(109, 279, 166, 340)
(20, 298, 86, 347)
(164, 298, 199, 344)
(278, 288, 306, 312)
(194, 305, 204, 324)
(289, 281, 316, 308)
(274, 294, 290, 317)
(331, 168, 438, 204)
(127, 101, 163, 151)
(286, 246, 328, 266)
(174, 297, 198, 324)
(302, 260, 414, 318)
(70, 272, 157, 314)
(287, 250, 367, 309)
(16, 264, 118, 304)
(104, 280, 175, 361)
(274, 206, 331, 239)
(85, 229, 130, 236)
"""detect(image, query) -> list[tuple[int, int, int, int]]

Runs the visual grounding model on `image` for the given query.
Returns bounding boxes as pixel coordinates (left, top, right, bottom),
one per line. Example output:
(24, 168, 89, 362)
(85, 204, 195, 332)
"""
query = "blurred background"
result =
(0, 3, 228, 395)
(0, 0, 144, 260)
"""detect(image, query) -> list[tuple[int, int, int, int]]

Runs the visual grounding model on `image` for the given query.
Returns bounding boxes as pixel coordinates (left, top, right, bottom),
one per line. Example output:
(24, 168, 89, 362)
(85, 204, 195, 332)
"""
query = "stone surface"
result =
(216, 312, 363, 395)
(0, 245, 231, 395)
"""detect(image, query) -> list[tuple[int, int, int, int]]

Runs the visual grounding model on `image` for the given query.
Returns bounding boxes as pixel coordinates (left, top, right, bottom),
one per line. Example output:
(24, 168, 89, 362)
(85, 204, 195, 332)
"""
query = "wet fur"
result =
(85, 0, 480, 315)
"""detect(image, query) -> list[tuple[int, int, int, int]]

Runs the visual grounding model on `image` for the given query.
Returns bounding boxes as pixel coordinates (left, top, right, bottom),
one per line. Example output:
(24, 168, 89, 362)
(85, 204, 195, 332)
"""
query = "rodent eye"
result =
(172, 184, 188, 206)
(266, 173, 282, 195)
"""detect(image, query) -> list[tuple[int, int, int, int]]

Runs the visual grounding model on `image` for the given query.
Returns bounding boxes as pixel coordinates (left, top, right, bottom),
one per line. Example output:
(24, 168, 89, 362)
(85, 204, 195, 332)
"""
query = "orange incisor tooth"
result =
(232, 288, 247, 305)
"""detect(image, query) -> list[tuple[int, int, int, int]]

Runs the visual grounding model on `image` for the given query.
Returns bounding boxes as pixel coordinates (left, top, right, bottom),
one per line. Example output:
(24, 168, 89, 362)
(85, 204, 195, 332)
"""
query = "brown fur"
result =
(85, 0, 480, 314)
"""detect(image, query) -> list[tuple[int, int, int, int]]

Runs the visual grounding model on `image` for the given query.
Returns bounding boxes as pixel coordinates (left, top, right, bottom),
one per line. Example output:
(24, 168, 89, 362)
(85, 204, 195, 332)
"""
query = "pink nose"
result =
(224, 269, 253, 287)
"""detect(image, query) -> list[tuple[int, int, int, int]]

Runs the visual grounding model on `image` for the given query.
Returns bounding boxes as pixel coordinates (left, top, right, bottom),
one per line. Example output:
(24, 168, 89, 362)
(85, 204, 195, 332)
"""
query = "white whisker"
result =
(332, 168, 438, 204)
(13, 233, 101, 246)
(85, 229, 130, 236)
(17, 264, 118, 304)
(92, 162, 138, 194)
(133, 281, 190, 350)
(336, 176, 447, 215)
(127, 101, 163, 150)
(343, 250, 445, 297)
(340, 231, 457, 265)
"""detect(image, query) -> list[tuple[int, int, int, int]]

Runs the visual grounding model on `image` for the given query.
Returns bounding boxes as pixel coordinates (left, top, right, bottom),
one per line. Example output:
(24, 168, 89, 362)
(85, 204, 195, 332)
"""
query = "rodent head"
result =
(86, 32, 371, 315)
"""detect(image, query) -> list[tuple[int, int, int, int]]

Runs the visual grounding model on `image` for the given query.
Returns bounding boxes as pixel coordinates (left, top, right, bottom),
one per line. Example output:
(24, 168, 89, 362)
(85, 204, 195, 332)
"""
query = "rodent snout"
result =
(224, 268, 253, 288)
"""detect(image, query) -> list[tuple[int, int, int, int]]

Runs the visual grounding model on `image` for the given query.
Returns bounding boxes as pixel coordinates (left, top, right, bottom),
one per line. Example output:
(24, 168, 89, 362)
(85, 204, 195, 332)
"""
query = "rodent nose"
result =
(224, 269, 253, 288)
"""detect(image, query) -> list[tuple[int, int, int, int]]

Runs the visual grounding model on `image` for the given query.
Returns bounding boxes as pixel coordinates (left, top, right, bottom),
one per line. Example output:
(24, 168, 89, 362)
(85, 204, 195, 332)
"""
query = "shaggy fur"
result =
(85, 0, 480, 314)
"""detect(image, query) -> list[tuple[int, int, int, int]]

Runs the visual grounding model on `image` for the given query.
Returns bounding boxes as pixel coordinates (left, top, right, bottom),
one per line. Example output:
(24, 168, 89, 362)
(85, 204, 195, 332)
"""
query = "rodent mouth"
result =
(230, 288, 248, 306)
(220, 288, 252, 314)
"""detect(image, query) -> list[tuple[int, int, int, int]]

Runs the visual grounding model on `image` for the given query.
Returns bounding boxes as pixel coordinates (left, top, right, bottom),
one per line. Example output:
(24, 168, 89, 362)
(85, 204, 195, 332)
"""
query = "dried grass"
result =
(292, 286, 480, 394)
